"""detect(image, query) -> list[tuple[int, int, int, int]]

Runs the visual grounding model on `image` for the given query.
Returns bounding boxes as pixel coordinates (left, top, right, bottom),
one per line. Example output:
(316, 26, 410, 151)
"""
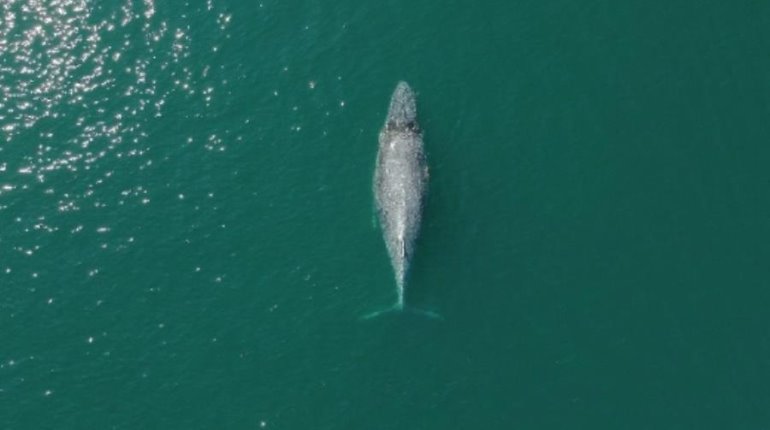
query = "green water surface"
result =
(1, 0, 769, 428)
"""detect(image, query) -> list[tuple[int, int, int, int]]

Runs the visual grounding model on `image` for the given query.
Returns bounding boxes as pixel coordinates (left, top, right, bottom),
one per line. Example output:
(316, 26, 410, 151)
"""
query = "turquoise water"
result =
(2, 0, 770, 428)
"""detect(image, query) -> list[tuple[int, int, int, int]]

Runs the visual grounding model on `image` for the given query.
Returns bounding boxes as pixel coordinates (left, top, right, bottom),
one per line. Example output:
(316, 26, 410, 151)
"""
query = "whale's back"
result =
(374, 125, 427, 296)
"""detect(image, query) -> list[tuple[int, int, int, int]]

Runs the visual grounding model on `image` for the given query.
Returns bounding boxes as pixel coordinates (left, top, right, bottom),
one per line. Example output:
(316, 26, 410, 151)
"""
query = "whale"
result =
(372, 81, 429, 313)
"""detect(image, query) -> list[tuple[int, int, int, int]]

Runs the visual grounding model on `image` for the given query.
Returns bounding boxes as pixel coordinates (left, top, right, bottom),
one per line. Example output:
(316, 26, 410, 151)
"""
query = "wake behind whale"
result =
(365, 82, 437, 320)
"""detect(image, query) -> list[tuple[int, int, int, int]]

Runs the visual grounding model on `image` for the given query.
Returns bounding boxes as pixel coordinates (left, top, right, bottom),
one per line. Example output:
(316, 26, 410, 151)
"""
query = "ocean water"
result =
(2, 0, 770, 428)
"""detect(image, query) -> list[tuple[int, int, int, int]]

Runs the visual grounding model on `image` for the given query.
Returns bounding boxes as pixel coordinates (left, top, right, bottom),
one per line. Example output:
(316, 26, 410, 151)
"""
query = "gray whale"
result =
(373, 82, 428, 309)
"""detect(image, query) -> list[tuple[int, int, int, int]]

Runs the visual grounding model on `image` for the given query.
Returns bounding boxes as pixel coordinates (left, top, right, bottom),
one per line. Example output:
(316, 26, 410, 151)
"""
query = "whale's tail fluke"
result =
(360, 303, 401, 320)
(360, 303, 442, 321)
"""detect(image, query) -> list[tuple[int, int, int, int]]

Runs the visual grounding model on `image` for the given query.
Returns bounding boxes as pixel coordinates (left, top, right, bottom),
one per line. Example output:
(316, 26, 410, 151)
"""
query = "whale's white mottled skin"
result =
(374, 82, 428, 308)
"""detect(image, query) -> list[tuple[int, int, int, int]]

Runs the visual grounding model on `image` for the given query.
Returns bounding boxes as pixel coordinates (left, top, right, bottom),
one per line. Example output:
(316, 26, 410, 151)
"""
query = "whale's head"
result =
(385, 81, 419, 132)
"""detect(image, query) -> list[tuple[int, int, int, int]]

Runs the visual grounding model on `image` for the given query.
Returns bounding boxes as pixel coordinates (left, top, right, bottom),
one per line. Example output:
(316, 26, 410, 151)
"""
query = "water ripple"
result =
(0, 0, 232, 298)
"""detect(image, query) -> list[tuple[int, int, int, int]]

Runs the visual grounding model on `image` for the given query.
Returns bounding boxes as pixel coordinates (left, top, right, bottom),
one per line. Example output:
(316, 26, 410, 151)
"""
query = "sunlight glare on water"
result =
(2, 0, 770, 428)
(0, 0, 233, 281)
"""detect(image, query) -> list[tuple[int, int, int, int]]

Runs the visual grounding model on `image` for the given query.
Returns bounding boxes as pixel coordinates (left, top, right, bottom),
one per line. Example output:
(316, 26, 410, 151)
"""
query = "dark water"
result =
(2, 0, 770, 428)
